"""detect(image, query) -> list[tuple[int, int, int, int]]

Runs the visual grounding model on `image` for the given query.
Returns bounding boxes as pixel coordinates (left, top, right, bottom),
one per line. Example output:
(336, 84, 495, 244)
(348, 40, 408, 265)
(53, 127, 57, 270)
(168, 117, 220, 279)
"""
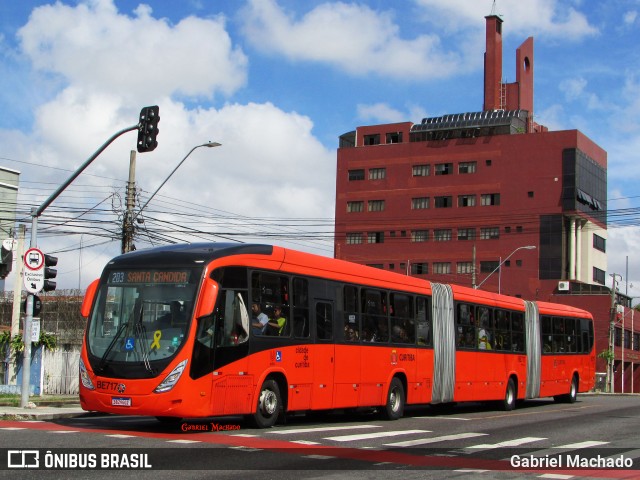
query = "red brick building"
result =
(334, 15, 639, 392)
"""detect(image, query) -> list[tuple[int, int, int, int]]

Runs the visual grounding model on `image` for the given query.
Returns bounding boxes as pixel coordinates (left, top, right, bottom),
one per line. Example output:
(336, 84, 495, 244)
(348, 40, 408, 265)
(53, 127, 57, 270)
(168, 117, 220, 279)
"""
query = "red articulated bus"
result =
(79, 243, 595, 427)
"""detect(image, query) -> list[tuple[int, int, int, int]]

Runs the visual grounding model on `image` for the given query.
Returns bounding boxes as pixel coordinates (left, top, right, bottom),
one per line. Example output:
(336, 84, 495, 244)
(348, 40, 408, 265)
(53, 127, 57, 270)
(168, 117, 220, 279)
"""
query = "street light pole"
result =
(475, 245, 536, 290)
(135, 142, 221, 220)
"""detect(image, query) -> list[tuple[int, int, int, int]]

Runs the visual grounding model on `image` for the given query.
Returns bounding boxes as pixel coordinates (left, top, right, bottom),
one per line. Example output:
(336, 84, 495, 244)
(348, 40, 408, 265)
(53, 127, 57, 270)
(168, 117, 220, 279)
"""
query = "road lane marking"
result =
(324, 429, 430, 442)
(384, 432, 489, 447)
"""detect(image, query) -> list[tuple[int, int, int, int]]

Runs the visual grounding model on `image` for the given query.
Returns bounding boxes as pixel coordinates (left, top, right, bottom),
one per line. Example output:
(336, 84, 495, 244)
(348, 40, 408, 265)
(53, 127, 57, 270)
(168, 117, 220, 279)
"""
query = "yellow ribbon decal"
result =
(151, 330, 162, 350)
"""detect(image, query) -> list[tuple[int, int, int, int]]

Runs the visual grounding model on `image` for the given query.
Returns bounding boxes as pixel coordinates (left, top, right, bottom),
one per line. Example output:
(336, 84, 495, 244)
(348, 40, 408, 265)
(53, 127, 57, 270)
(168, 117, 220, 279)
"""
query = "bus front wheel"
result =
(250, 379, 282, 428)
(382, 377, 405, 420)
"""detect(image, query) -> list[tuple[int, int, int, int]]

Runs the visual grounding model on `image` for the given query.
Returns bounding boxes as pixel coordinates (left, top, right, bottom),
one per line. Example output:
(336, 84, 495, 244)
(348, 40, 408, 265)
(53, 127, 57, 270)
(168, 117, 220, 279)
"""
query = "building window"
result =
(364, 134, 380, 145)
(433, 262, 451, 274)
(481, 193, 501, 206)
(435, 196, 453, 208)
(348, 169, 364, 181)
(480, 227, 500, 240)
(480, 261, 499, 273)
(435, 163, 454, 175)
(346, 232, 362, 244)
(486, 159, 492, 166)
(593, 234, 606, 252)
(516, 225, 523, 233)
(367, 264, 384, 269)
(411, 197, 430, 209)
(346, 201, 364, 213)
(458, 161, 477, 174)
(593, 267, 605, 285)
(412, 164, 430, 176)
(516, 259, 523, 267)
(389, 263, 395, 270)
(368, 232, 384, 244)
(634, 333, 640, 351)
(369, 168, 386, 180)
(457, 262, 473, 274)
(411, 263, 428, 275)
(458, 195, 476, 207)
(528, 191, 534, 198)
(368, 200, 385, 212)
(434, 229, 452, 241)
(411, 230, 429, 242)
(457, 228, 476, 241)
(386, 132, 403, 144)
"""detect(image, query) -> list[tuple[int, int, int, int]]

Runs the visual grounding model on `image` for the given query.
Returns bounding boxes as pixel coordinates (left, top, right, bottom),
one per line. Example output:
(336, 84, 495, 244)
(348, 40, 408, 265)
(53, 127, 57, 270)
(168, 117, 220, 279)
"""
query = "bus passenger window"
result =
(316, 302, 333, 340)
(343, 286, 360, 342)
(416, 296, 431, 346)
(511, 312, 525, 353)
(293, 277, 309, 338)
(477, 307, 493, 350)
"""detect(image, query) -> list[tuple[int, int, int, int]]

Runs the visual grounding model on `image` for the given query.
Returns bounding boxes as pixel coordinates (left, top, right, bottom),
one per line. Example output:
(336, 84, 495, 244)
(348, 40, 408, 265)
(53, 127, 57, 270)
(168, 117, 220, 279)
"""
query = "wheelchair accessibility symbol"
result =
(275, 350, 282, 362)
(125, 337, 135, 350)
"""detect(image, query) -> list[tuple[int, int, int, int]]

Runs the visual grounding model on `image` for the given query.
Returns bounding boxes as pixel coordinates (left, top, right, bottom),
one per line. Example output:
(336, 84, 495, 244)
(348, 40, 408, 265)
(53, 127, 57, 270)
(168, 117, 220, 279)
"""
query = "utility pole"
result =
(121, 150, 136, 254)
(8, 225, 25, 384)
(608, 273, 621, 393)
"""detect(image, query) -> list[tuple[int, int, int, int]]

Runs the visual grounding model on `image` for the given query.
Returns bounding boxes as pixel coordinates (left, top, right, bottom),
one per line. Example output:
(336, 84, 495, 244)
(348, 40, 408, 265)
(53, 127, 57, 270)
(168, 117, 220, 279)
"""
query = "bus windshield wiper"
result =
(96, 322, 128, 373)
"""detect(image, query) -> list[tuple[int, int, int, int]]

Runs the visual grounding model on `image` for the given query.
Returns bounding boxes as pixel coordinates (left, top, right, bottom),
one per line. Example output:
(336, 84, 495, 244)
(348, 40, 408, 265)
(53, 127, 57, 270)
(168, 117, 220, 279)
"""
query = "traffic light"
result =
(137, 105, 160, 153)
(0, 244, 12, 279)
(43, 254, 58, 292)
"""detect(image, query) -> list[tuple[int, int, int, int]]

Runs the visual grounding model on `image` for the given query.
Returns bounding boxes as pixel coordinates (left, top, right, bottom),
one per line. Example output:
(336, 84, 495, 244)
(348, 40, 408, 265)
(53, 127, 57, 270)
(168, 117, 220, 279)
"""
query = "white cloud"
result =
(559, 77, 587, 101)
(412, 0, 598, 40)
(17, 0, 248, 100)
(623, 10, 638, 26)
(239, 0, 461, 79)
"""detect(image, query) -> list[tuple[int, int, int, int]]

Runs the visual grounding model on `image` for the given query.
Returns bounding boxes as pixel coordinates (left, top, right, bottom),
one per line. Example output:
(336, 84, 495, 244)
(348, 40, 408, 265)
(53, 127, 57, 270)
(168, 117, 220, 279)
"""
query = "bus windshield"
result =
(86, 268, 201, 370)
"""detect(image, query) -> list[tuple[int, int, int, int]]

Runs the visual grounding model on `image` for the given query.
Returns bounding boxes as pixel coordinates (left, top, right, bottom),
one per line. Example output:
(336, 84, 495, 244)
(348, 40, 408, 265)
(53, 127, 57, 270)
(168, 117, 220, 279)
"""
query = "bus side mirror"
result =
(81, 279, 100, 318)
(195, 277, 218, 318)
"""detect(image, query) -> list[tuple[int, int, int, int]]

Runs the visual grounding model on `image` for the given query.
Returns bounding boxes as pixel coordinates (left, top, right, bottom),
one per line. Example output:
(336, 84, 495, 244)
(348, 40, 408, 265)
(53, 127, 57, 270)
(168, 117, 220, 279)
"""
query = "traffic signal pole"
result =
(20, 123, 140, 408)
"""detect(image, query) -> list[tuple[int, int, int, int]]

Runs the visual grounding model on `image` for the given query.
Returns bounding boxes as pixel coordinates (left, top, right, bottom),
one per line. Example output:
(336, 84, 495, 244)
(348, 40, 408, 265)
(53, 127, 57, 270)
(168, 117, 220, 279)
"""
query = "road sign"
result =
(24, 247, 44, 271)
(23, 248, 45, 293)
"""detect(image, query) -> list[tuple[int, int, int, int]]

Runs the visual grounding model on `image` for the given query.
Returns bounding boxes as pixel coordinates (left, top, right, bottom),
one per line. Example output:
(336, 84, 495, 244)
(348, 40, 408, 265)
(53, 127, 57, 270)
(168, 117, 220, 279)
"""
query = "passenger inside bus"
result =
(251, 302, 269, 335)
(156, 301, 186, 329)
(267, 305, 287, 335)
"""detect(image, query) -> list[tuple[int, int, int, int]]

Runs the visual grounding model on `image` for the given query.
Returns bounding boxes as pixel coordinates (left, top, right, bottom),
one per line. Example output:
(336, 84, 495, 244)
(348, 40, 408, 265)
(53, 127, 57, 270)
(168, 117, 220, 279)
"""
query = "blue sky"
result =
(0, 0, 639, 292)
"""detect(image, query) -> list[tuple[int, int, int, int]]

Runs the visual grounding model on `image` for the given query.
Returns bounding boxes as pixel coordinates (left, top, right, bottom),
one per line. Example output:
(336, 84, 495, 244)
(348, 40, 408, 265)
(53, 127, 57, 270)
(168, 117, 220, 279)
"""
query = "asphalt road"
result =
(0, 394, 638, 479)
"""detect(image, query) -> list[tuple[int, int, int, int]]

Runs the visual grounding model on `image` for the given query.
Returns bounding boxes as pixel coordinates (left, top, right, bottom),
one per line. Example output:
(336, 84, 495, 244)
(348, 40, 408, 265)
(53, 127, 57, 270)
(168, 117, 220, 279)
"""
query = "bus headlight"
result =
(154, 359, 188, 393)
(79, 358, 95, 390)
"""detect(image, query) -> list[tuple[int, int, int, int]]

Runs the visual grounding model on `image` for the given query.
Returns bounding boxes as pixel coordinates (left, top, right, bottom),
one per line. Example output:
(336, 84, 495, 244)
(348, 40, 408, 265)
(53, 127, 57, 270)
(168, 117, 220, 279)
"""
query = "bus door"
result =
(197, 288, 251, 416)
(311, 300, 335, 410)
(334, 286, 361, 409)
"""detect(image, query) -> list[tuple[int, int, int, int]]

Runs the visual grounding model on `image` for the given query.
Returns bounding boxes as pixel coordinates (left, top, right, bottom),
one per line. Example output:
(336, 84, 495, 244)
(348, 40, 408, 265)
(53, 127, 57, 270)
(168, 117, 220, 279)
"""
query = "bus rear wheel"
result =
(502, 378, 516, 411)
(555, 375, 578, 404)
(250, 379, 282, 428)
(382, 377, 405, 420)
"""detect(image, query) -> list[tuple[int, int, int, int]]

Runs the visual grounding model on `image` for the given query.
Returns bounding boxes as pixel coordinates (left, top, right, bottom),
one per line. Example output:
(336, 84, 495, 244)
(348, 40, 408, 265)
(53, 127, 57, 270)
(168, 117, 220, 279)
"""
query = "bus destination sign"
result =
(108, 270, 191, 285)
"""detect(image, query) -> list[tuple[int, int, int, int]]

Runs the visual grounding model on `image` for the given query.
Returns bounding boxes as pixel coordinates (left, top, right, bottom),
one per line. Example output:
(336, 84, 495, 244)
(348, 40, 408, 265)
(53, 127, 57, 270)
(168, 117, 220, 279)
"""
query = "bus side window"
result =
(293, 277, 309, 338)
(343, 285, 359, 342)
(477, 306, 493, 350)
(316, 302, 333, 340)
(511, 312, 525, 353)
(390, 293, 413, 344)
(541, 316, 552, 354)
(416, 296, 431, 346)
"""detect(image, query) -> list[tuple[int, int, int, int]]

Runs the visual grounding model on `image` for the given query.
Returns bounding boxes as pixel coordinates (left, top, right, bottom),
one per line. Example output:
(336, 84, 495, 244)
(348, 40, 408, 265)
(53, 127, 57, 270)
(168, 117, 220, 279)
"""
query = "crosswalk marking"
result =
(105, 434, 136, 438)
(384, 432, 488, 447)
(291, 440, 321, 445)
(466, 436, 547, 450)
(538, 475, 575, 479)
(269, 425, 380, 435)
(49, 430, 78, 434)
(552, 440, 608, 449)
(324, 429, 430, 442)
(0, 427, 27, 430)
(167, 439, 202, 444)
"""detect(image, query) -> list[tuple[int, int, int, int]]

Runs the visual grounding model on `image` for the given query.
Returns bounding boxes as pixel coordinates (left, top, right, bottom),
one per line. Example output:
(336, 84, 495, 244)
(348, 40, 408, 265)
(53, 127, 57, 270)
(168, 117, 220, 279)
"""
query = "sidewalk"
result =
(0, 396, 87, 420)
(0, 404, 87, 420)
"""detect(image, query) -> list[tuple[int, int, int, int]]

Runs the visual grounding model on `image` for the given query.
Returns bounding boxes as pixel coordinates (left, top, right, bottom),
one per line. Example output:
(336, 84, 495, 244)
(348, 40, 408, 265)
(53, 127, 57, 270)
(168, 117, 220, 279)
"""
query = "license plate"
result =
(111, 397, 132, 407)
